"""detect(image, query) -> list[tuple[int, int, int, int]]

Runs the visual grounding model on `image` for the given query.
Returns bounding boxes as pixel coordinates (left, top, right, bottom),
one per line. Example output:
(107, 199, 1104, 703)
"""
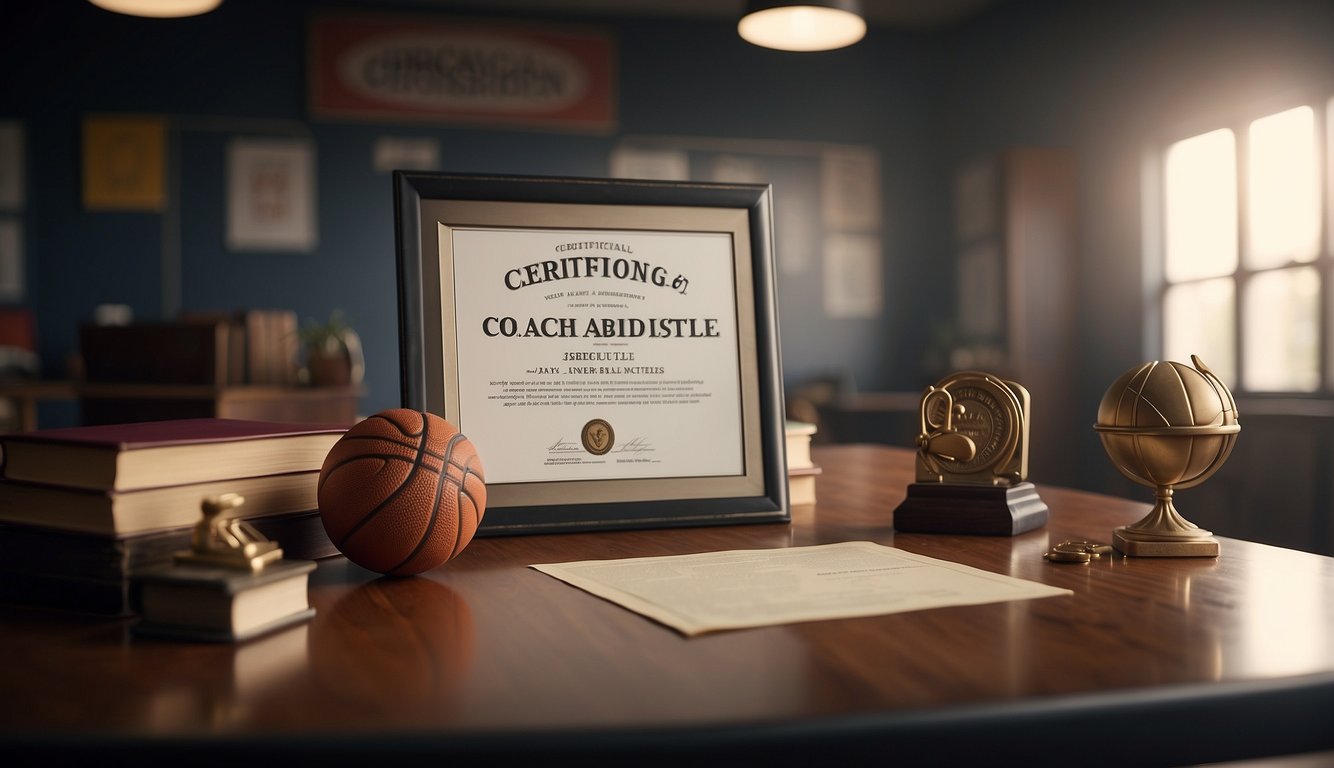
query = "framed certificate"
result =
(394, 172, 789, 535)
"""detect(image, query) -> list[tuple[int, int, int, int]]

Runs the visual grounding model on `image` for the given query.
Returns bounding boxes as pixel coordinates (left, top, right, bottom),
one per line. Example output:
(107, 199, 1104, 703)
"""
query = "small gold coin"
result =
(1044, 540, 1115, 564)
(1053, 542, 1102, 560)
(1044, 548, 1092, 564)
(1040, 552, 1093, 565)
(1059, 540, 1113, 555)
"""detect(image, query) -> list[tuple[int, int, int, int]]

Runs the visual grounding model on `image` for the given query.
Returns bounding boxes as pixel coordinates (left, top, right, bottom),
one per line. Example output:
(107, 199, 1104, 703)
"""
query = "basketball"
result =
(318, 409, 486, 576)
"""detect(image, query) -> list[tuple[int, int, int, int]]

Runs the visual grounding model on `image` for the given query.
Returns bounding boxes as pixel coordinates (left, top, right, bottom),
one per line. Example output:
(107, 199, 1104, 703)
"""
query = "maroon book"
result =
(0, 418, 346, 492)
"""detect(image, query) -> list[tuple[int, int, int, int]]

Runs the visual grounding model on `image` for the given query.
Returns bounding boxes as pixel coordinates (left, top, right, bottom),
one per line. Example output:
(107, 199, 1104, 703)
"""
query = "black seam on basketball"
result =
(336, 417, 435, 551)
(366, 412, 426, 439)
(443, 446, 482, 482)
(387, 432, 466, 574)
(319, 453, 441, 496)
(321, 452, 443, 477)
(319, 455, 390, 494)
(442, 435, 467, 559)
(452, 466, 481, 559)
(441, 438, 468, 559)
(335, 432, 449, 462)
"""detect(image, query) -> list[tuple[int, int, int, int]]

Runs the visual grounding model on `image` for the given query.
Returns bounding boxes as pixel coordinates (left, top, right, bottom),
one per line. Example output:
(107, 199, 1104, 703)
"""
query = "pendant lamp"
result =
(738, 0, 867, 52)
(87, 0, 222, 18)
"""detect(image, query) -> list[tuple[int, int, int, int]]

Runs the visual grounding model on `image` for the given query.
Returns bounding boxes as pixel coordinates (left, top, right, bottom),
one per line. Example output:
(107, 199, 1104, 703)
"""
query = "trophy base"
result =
(1112, 528, 1220, 557)
(893, 481, 1048, 536)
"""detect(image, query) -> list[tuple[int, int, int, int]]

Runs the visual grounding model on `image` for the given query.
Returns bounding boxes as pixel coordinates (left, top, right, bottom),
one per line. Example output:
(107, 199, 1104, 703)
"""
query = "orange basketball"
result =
(318, 409, 486, 576)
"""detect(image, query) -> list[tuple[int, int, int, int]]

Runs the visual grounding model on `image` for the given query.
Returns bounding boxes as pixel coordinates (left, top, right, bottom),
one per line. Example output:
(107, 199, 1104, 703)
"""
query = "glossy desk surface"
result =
(3, 445, 1333, 766)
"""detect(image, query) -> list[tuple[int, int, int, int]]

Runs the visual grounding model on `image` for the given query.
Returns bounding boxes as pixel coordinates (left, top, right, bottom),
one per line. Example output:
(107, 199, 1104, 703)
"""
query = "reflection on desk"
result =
(2, 445, 1332, 766)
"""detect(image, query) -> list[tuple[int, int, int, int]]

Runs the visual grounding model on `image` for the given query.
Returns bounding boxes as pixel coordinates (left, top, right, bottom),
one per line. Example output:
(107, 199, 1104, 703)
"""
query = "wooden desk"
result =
(2, 445, 1332, 766)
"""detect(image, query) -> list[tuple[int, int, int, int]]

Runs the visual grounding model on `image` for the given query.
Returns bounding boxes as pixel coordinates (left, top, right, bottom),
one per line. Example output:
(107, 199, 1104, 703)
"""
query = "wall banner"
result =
(309, 12, 616, 133)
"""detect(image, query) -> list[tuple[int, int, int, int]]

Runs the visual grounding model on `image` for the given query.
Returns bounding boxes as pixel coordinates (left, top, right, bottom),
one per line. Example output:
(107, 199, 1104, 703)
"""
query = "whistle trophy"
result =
(892, 370, 1049, 536)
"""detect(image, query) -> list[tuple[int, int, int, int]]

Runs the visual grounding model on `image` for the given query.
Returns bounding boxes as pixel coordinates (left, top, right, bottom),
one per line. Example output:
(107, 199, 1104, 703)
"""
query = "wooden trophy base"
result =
(893, 481, 1048, 536)
(1112, 528, 1220, 557)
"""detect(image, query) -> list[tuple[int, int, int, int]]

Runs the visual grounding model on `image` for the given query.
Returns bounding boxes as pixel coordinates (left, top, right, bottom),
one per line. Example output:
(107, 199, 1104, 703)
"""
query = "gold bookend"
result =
(175, 493, 283, 572)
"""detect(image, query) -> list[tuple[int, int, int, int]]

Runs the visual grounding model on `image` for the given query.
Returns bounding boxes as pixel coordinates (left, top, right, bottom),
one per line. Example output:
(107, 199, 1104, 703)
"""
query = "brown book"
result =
(0, 512, 335, 582)
(0, 512, 337, 616)
(786, 420, 817, 470)
(79, 322, 234, 385)
(179, 311, 249, 386)
(271, 310, 299, 386)
(249, 510, 339, 562)
(244, 310, 270, 384)
(0, 417, 345, 491)
(243, 309, 299, 385)
(0, 523, 190, 582)
(132, 559, 316, 642)
(788, 464, 822, 506)
(0, 571, 139, 616)
(0, 471, 322, 537)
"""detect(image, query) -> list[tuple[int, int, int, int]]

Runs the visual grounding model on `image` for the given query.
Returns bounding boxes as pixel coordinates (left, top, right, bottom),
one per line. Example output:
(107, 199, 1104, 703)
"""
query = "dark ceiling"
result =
(403, 0, 1003, 29)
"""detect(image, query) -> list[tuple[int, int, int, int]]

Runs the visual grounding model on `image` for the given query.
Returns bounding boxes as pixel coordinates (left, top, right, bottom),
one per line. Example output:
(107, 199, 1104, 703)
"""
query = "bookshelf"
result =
(953, 147, 1078, 485)
(78, 383, 364, 427)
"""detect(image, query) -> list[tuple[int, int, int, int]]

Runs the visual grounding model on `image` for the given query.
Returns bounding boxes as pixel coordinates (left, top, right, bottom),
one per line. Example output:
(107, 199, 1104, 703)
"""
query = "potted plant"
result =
(297, 310, 364, 388)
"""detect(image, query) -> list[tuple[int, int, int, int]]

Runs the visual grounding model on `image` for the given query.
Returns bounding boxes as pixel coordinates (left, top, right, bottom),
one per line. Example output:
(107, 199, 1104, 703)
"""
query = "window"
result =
(1159, 101, 1331, 394)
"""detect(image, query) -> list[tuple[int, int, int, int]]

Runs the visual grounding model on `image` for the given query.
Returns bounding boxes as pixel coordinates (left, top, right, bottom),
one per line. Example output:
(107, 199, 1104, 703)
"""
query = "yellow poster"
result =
(82, 114, 166, 211)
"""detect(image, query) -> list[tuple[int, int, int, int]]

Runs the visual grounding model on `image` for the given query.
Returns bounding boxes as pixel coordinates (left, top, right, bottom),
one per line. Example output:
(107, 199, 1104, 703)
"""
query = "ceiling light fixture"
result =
(738, 0, 866, 52)
(87, 0, 222, 18)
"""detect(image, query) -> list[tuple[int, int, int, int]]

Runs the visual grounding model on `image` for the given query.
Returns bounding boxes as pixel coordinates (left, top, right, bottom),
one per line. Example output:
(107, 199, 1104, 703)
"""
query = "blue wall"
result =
(2, 0, 942, 427)
(9, 0, 1334, 506)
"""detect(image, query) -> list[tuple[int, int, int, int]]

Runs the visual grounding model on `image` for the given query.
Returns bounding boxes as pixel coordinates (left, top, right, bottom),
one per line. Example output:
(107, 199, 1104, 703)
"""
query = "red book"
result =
(0, 418, 345, 492)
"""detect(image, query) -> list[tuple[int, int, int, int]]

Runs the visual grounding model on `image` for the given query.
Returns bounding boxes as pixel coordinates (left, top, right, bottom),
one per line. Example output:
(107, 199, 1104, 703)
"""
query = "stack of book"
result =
(0, 418, 346, 616)
(786, 420, 822, 506)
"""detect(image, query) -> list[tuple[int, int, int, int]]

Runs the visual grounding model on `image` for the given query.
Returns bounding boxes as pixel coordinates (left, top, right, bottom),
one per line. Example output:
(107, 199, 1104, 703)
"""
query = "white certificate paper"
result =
(531, 541, 1072, 636)
(449, 227, 744, 485)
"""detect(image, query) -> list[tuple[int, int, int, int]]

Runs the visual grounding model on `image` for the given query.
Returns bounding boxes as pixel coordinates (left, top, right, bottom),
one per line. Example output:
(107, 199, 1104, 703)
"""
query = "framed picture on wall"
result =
(226, 138, 317, 253)
(82, 115, 166, 212)
(0, 218, 22, 301)
(0, 121, 23, 210)
(394, 172, 788, 535)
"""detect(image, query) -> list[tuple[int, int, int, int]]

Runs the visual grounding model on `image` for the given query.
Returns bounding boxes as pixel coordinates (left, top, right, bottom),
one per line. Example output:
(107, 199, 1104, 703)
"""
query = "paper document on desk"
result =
(530, 541, 1072, 636)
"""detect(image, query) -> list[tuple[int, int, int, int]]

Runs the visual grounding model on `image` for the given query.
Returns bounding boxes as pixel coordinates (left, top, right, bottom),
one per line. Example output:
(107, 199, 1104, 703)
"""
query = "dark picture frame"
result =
(393, 172, 788, 535)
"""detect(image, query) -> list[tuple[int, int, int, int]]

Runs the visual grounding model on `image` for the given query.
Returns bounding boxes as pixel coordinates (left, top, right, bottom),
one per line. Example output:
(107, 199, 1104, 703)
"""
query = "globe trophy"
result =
(1093, 355, 1240, 557)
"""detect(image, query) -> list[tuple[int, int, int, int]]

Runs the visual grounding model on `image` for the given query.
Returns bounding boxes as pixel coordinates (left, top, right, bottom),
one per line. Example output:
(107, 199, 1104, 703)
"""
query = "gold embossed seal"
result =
(581, 419, 614, 455)
(915, 371, 1029, 485)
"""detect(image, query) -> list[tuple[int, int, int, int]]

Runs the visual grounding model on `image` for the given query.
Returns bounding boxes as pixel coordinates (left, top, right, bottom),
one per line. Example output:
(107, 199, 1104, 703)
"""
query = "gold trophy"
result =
(1094, 356, 1239, 557)
(893, 370, 1048, 535)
